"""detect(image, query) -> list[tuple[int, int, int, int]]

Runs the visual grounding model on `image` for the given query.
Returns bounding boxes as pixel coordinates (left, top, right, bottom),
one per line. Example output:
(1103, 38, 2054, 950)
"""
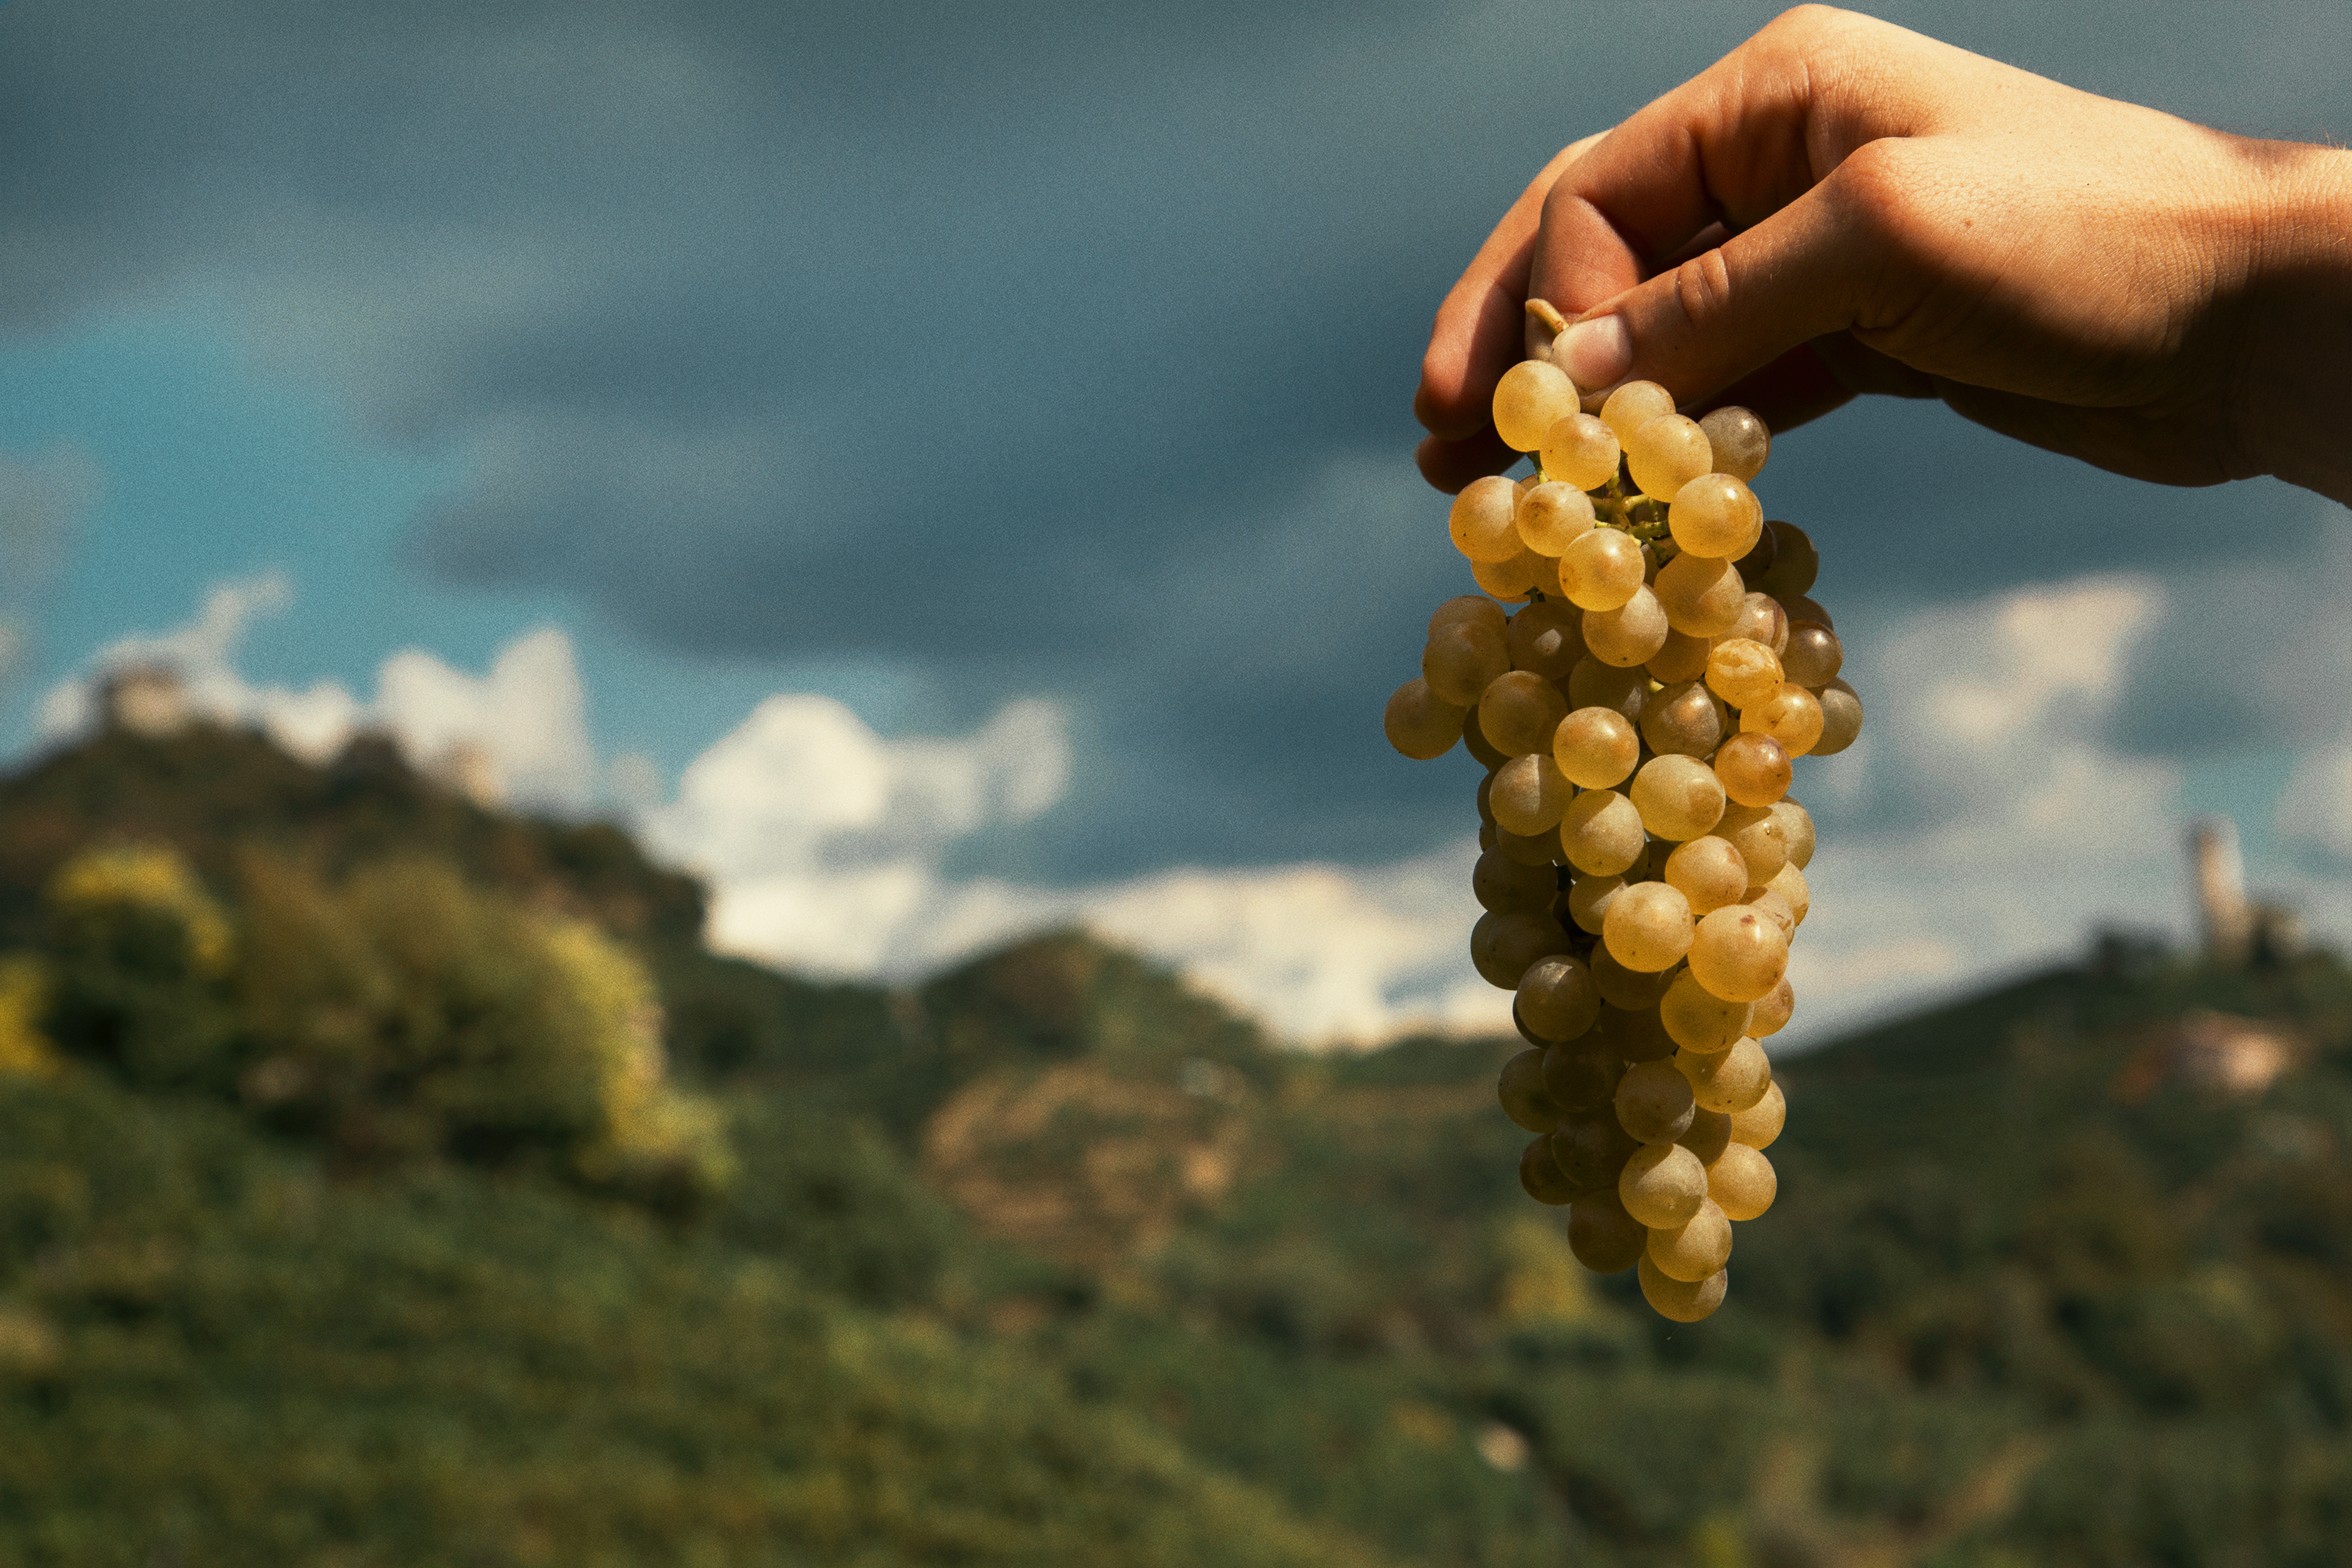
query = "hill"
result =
(1, 721, 2351, 1566)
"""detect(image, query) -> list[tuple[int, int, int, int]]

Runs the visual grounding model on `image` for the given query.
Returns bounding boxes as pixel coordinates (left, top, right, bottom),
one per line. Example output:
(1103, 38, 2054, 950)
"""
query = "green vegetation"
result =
(2, 722, 2352, 1564)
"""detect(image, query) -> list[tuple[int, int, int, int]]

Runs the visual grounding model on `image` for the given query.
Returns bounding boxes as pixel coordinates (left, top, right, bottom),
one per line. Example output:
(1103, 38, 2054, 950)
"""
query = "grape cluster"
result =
(1382, 310, 1863, 1322)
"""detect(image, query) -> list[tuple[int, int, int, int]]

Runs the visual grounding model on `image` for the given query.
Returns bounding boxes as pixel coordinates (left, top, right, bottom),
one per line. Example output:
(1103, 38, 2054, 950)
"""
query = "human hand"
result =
(1414, 5, 2352, 503)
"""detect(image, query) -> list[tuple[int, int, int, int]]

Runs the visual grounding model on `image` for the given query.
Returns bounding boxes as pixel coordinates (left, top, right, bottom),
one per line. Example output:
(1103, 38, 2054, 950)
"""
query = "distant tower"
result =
(2189, 817, 2252, 966)
(99, 664, 190, 738)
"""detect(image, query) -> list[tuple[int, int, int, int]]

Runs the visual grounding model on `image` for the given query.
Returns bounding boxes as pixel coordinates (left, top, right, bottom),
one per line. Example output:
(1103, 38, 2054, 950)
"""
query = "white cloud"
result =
(38, 574, 598, 812)
(1779, 573, 2186, 1046)
(637, 687, 1505, 1046)
(1078, 848, 1504, 1044)
(641, 693, 1076, 979)
(375, 629, 597, 811)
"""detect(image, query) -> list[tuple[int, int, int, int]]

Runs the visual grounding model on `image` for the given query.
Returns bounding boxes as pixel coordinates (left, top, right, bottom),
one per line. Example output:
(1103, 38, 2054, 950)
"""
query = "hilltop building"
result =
(98, 664, 191, 739)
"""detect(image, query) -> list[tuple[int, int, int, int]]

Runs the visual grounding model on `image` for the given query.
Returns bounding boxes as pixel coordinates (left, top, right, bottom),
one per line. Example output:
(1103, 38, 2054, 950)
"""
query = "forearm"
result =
(2238, 142, 2352, 504)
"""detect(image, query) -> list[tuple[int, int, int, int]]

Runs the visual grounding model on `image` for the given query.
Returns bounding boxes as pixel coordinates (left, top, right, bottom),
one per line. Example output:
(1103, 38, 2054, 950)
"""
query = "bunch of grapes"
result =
(1382, 307, 1862, 1322)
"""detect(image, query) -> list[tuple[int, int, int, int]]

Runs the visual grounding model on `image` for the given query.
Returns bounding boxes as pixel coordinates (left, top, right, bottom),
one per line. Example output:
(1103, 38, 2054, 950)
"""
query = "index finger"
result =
(1414, 133, 1605, 442)
(1534, 10, 1947, 342)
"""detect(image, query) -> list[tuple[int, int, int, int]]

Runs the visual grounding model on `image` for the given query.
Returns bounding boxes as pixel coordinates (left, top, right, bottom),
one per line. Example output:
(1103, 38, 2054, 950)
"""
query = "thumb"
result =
(1559, 144, 1919, 409)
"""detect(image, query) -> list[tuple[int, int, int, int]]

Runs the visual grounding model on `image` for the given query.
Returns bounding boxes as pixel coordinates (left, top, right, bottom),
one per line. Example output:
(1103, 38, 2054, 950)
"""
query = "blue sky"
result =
(2, 0, 2348, 1043)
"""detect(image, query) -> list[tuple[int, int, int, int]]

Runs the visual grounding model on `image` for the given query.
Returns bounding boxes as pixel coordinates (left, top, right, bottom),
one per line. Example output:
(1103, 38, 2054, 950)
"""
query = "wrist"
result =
(2235, 143, 2352, 503)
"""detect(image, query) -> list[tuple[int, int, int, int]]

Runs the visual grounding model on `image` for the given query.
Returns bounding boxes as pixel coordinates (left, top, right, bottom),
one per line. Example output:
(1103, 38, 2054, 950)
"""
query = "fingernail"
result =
(1553, 315, 1631, 393)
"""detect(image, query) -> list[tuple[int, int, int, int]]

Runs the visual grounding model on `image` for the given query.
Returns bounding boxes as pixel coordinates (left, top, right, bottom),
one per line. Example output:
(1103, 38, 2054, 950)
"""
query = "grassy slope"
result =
(4, 726, 2352, 1564)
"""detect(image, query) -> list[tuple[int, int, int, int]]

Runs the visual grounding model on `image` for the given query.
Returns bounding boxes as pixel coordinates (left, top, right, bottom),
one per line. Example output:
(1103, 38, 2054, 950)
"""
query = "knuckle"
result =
(1826, 138, 1923, 248)
(1763, 4, 1854, 49)
(1671, 249, 1739, 328)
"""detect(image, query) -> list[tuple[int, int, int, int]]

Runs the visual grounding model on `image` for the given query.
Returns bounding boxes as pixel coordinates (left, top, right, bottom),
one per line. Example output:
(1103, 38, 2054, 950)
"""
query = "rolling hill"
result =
(1, 719, 2348, 1567)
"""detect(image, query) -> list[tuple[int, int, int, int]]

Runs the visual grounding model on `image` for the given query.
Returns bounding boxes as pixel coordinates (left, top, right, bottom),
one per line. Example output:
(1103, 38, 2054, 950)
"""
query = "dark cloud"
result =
(3, 0, 2348, 880)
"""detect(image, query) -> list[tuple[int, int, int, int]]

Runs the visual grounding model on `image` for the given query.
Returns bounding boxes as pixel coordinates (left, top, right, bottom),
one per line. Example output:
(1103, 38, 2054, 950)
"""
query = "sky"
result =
(0, 0, 2348, 1048)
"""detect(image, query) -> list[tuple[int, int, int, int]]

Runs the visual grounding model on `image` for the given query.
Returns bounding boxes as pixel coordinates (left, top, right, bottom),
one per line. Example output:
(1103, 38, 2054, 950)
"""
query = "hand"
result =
(1414, 5, 2352, 503)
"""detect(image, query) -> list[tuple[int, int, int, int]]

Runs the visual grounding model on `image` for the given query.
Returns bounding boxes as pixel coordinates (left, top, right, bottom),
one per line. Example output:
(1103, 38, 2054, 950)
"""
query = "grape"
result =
(1449, 476, 1523, 562)
(1638, 1256, 1728, 1322)
(1752, 520, 1819, 598)
(1553, 1111, 1639, 1189)
(1429, 595, 1508, 638)
(1705, 638, 1783, 711)
(1659, 966, 1752, 1051)
(1471, 547, 1547, 602)
(1614, 1057, 1698, 1144)
(1480, 670, 1572, 757)
(1743, 888, 1796, 942)
(1471, 910, 1573, 988)
(1564, 872, 1621, 935)
(1726, 1079, 1785, 1149)
(1383, 679, 1465, 760)
(1667, 474, 1763, 559)
(1780, 621, 1843, 687)
(1506, 600, 1586, 681)
(1698, 406, 1769, 482)
(1770, 800, 1815, 871)
(1740, 683, 1823, 758)
(1541, 412, 1622, 490)
(1633, 683, 1717, 761)
(1715, 731, 1793, 807)
(1494, 359, 1582, 451)
(1515, 482, 1597, 556)
(1768, 861, 1810, 925)
(1558, 527, 1646, 610)
(1676, 1035, 1772, 1114)
(1710, 804, 1788, 887)
(1542, 1042, 1624, 1112)
(1424, 620, 1511, 706)
(1517, 952, 1601, 1042)
(1583, 584, 1670, 667)
(1647, 627, 1713, 684)
(1687, 905, 1789, 1002)
(1474, 849, 1557, 914)
(1558, 789, 1646, 877)
(1599, 380, 1676, 446)
(1519, 1135, 1581, 1205)
(1779, 594, 1834, 634)
(1647, 1197, 1733, 1282)
(1592, 1002, 1676, 1062)
(1567, 1188, 1648, 1273)
(1495, 825, 1560, 867)
(1653, 550, 1746, 637)
(1630, 754, 1727, 841)
(1406, 397, 1832, 1319)
(1813, 678, 1864, 755)
(1619, 1141, 1708, 1228)
(1490, 753, 1575, 834)
(1709, 1143, 1778, 1220)
(1726, 591, 1790, 655)
(1589, 944, 1677, 1008)
(1549, 711, 1634, 793)
(1663, 838, 1749, 918)
(1626, 413, 1712, 500)
(1499, 1049, 1563, 1132)
(1678, 1106, 1732, 1166)
(1602, 881, 1695, 972)
(1565, 658, 1650, 726)
(1462, 704, 1508, 769)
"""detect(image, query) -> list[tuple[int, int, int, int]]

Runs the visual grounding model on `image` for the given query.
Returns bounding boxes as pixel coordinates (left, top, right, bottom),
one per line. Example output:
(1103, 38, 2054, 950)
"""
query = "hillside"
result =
(2, 721, 2351, 1566)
